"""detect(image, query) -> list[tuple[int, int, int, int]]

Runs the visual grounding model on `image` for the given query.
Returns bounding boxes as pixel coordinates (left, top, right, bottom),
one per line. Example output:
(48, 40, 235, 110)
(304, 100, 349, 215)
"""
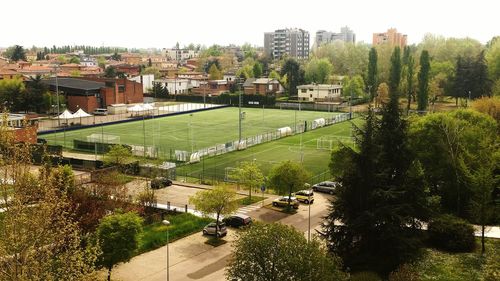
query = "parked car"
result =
(223, 214, 253, 228)
(202, 222, 227, 237)
(272, 196, 300, 209)
(312, 181, 339, 195)
(93, 108, 108, 115)
(151, 177, 172, 189)
(293, 190, 314, 204)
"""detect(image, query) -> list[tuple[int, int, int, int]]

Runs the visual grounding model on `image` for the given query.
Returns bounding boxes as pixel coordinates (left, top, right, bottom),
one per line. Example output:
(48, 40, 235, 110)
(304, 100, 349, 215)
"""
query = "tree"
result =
(472, 96, 500, 122)
(342, 75, 366, 99)
(0, 132, 98, 280)
(402, 46, 416, 113)
(417, 50, 431, 111)
(24, 75, 48, 113)
(103, 145, 132, 166)
(268, 161, 310, 209)
(97, 212, 143, 281)
(208, 64, 223, 80)
(253, 62, 263, 78)
(0, 77, 25, 112)
(453, 52, 492, 105)
(325, 99, 431, 274)
(232, 161, 264, 201)
(305, 58, 333, 84)
(69, 56, 80, 64)
(104, 66, 117, 78)
(142, 66, 161, 79)
(111, 52, 121, 61)
(314, 41, 369, 76)
(367, 47, 378, 101)
(268, 70, 281, 80)
(5, 45, 27, 61)
(189, 185, 238, 237)
(226, 223, 347, 281)
(376, 82, 389, 107)
(389, 47, 402, 96)
(486, 37, 500, 81)
(281, 59, 304, 96)
(151, 82, 168, 98)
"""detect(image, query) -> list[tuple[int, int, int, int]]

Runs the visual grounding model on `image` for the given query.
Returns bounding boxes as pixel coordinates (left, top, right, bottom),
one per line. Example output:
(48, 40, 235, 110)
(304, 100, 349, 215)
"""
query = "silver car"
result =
(312, 181, 339, 195)
(203, 222, 227, 237)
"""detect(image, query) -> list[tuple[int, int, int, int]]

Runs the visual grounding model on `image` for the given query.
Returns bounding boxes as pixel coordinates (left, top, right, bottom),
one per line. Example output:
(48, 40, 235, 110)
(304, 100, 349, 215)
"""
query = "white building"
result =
(297, 84, 342, 102)
(264, 28, 310, 59)
(163, 48, 199, 62)
(130, 74, 155, 93)
(154, 78, 189, 94)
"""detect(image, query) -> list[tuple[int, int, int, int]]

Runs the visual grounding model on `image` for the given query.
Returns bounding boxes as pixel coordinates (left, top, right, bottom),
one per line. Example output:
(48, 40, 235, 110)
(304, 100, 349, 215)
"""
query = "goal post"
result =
(316, 137, 333, 150)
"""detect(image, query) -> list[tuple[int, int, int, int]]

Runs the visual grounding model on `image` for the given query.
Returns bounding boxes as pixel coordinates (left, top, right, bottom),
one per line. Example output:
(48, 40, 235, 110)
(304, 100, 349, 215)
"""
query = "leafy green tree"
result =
(189, 185, 238, 237)
(253, 62, 263, 78)
(69, 56, 80, 64)
(226, 222, 347, 281)
(24, 75, 48, 112)
(486, 37, 500, 81)
(376, 82, 389, 107)
(232, 161, 264, 201)
(325, 95, 430, 274)
(208, 64, 223, 80)
(104, 66, 117, 78)
(367, 47, 378, 101)
(453, 52, 491, 105)
(0, 77, 25, 112)
(5, 45, 27, 61)
(389, 47, 402, 96)
(305, 58, 333, 84)
(50, 164, 76, 194)
(280, 59, 305, 96)
(141, 66, 161, 79)
(268, 70, 281, 80)
(103, 145, 132, 166)
(417, 50, 431, 111)
(268, 161, 310, 208)
(97, 212, 143, 281)
(314, 41, 369, 76)
(402, 46, 416, 113)
(111, 52, 121, 61)
(342, 75, 366, 99)
(409, 110, 498, 217)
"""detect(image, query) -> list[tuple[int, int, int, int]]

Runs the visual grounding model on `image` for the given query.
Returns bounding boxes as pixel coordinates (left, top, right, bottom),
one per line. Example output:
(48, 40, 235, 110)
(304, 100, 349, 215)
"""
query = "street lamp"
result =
(304, 183, 311, 242)
(162, 220, 171, 281)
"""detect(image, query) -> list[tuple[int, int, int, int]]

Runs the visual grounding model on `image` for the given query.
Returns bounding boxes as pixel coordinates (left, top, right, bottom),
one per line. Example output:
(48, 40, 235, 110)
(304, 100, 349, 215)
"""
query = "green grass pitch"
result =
(41, 107, 344, 154)
(177, 118, 362, 182)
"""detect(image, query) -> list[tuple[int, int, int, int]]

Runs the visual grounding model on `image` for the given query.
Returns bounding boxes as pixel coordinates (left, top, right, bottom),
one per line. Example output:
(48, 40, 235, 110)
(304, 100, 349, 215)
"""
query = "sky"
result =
(0, 0, 498, 49)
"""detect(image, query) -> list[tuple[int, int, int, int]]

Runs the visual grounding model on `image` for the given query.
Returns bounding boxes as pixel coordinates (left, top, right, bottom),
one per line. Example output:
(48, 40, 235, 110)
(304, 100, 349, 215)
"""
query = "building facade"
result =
(243, 78, 283, 95)
(372, 28, 407, 48)
(315, 26, 356, 46)
(264, 28, 310, 60)
(153, 78, 189, 95)
(297, 84, 342, 102)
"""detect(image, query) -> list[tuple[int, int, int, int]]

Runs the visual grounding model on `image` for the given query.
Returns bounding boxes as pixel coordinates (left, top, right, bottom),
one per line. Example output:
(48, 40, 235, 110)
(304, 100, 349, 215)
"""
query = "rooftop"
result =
(43, 78, 105, 91)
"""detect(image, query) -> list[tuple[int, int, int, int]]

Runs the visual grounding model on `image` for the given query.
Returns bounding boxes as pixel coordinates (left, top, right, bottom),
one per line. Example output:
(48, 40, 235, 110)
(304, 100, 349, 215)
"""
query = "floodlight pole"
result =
(54, 65, 60, 127)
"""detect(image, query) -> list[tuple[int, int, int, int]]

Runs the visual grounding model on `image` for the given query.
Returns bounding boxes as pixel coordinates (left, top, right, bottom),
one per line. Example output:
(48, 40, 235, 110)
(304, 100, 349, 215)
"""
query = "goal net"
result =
(86, 133, 120, 144)
(224, 167, 239, 183)
(316, 137, 334, 150)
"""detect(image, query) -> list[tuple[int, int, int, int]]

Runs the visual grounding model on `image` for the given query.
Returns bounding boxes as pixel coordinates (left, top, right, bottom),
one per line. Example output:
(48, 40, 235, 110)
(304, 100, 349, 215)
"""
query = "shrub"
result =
(388, 264, 419, 281)
(428, 214, 475, 252)
(350, 271, 381, 281)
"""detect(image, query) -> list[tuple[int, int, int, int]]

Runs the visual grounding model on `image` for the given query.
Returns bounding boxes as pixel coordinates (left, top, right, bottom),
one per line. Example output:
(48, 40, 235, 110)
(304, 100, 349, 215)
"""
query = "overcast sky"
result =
(0, 0, 497, 49)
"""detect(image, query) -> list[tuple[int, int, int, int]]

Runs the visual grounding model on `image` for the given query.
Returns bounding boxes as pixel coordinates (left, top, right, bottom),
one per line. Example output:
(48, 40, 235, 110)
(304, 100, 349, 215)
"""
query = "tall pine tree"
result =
(389, 47, 402, 97)
(324, 58, 430, 275)
(417, 50, 430, 111)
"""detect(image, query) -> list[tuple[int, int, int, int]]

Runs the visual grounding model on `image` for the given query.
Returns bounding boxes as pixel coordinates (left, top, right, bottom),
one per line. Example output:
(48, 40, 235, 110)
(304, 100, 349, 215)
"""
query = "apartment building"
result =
(264, 28, 310, 60)
(315, 26, 356, 46)
(372, 28, 407, 48)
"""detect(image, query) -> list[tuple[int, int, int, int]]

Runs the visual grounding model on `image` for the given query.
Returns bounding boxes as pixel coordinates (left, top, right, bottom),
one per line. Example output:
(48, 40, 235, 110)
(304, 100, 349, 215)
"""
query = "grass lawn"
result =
(40, 107, 342, 155)
(415, 238, 500, 281)
(178, 118, 362, 181)
(137, 212, 212, 254)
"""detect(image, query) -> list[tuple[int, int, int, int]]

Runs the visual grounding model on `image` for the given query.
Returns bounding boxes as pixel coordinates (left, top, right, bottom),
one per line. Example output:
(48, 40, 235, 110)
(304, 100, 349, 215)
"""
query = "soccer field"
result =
(177, 118, 362, 183)
(40, 107, 343, 156)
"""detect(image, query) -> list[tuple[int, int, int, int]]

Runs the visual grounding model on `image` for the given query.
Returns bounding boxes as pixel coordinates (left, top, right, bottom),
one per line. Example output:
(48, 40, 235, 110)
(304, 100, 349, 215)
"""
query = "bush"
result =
(388, 264, 419, 281)
(350, 271, 381, 281)
(428, 214, 475, 252)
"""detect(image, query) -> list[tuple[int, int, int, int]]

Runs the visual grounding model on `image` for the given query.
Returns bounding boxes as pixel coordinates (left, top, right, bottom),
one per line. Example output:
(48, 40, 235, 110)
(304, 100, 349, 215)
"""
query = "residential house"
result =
(153, 78, 189, 95)
(297, 84, 342, 102)
(130, 74, 155, 93)
(243, 78, 283, 95)
(191, 79, 233, 96)
(121, 53, 142, 65)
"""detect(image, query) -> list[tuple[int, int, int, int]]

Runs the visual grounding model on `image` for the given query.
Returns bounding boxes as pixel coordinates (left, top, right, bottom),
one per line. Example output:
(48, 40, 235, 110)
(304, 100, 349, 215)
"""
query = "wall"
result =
(67, 95, 99, 112)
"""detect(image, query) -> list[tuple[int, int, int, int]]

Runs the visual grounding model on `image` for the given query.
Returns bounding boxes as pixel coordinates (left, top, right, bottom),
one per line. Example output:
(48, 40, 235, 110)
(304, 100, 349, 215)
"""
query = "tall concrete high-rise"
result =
(372, 28, 407, 48)
(264, 28, 310, 60)
(315, 26, 356, 46)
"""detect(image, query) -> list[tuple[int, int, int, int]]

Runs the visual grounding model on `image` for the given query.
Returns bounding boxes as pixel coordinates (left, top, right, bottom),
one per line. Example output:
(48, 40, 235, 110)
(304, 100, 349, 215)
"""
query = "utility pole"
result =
(238, 84, 242, 143)
(54, 65, 60, 127)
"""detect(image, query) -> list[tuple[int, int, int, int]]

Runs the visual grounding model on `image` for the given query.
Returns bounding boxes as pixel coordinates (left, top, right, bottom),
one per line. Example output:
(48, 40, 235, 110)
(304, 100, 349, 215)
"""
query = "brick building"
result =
(43, 77, 143, 113)
(243, 78, 283, 95)
(372, 28, 407, 48)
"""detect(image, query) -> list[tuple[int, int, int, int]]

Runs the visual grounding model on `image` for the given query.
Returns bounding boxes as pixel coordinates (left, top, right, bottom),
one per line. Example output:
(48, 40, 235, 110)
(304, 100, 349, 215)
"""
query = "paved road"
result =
(112, 192, 333, 281)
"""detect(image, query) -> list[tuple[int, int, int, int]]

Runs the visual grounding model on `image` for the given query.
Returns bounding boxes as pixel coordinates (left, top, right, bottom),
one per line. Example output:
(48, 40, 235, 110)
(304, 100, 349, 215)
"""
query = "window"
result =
(301, 89, 307, 93)
(310, 94, 312, 98)
(118, 85, 125, 93)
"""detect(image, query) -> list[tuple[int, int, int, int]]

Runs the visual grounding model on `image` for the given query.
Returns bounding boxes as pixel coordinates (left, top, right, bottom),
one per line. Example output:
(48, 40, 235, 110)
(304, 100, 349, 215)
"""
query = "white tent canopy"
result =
(72, 108, 92, 118)
(142, 103, 154, 110)
(127, 104, 145, 112)
(57, 109, 74, 119)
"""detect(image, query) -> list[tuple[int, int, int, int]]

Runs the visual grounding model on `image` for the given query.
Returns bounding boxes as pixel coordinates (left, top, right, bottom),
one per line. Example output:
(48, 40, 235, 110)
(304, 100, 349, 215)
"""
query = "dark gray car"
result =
(312, 181, 339, 195)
